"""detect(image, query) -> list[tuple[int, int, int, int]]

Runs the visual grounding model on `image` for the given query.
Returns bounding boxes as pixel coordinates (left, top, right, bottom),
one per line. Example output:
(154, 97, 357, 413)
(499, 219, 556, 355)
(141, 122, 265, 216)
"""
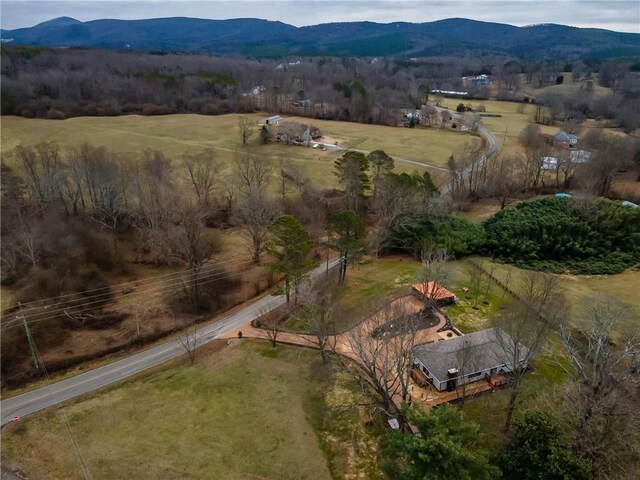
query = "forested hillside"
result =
(2, 17, 639, 59)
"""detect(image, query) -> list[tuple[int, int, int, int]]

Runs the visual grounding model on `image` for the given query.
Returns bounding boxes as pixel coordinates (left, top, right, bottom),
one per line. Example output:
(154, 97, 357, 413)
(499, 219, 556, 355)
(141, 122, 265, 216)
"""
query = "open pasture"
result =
(1, 341, 335, 480)
(1, 113, 478, 187)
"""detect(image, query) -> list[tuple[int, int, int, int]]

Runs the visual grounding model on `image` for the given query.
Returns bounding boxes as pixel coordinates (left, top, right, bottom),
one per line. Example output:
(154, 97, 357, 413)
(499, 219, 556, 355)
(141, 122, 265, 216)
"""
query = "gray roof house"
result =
(412, 328, 529, 392)
(552, 131, 578, 148)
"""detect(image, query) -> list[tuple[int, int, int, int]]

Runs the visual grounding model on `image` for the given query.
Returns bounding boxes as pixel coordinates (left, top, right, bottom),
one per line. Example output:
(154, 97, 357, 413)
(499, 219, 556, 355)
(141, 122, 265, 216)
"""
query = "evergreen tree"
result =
(333, 151, 370, 211)
(265, 215, 317, 304)
(326, 210, 366, 284)
(367, 149, 395, 199)
(384, 404, 500, 480)
(499, 411, 591, 480)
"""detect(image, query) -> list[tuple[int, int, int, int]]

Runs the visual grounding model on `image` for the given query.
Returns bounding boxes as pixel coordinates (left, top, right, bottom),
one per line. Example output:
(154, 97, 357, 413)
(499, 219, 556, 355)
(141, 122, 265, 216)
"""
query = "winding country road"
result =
(436, 109, 501, 196)
(0, 259, 340, 426)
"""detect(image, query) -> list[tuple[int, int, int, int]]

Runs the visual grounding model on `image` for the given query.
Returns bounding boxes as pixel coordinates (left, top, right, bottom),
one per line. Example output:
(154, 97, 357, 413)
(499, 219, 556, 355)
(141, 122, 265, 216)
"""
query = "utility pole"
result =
(18, 303, 39, 370)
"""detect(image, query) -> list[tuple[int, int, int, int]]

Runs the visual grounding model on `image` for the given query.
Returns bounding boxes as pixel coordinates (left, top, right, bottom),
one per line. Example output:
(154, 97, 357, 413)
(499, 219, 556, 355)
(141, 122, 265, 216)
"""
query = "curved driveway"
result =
(1, 259, 340, 426)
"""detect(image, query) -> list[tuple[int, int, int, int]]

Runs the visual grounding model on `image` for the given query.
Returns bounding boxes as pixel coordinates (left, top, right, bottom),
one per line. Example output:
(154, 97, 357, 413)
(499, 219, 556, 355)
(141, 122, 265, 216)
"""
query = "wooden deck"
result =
(408, 373, 509, 409)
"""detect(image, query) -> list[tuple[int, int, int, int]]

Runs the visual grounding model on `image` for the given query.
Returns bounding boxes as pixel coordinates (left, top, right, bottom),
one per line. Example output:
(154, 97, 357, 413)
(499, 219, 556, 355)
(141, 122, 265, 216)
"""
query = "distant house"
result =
(275, 120, 322, 145)
(403, 110, 422, 127)
(264, 115, 284, 125)
(412, 328, 529, 392)
(466, 74, 493, 87)
(569, 149, 592, 164)
(541, 156, 558, 170)
(552, 131, 578, 149)
(431, 89, 469, 98)
(412, 282, 456, 305)
(293, 99, 312, 108)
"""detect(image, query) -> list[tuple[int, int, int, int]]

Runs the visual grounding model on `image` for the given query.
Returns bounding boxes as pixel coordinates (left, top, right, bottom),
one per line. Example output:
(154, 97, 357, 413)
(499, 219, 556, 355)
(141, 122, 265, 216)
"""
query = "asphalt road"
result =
(437, 109, 501, 196)
(0, 258, 340, 426)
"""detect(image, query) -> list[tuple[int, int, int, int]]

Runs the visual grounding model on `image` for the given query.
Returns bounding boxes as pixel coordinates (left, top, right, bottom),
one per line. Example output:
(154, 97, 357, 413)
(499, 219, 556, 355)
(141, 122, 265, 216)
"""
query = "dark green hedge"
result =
(483, 197, 640, 274)
(388, 213, 485, 258)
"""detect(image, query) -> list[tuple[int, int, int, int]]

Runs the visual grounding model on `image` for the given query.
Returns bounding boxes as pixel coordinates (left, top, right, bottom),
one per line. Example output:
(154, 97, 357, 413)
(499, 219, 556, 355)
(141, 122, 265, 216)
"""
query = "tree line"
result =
(3, 45, 637, 128)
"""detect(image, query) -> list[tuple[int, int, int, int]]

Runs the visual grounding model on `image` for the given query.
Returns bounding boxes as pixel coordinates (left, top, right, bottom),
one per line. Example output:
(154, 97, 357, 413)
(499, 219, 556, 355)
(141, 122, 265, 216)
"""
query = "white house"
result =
(412, 328, 529, 392)
(541, 156, 558, 170)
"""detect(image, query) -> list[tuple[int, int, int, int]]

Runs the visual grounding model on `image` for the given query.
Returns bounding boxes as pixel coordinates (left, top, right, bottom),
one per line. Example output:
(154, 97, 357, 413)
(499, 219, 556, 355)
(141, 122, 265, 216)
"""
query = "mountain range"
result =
(2, 16, 639, 59)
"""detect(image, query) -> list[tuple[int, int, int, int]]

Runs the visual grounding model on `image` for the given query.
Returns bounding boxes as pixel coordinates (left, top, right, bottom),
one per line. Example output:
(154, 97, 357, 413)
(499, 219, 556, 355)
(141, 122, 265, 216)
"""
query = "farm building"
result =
(552, 131, 578, 149)
(569, 149, 592, 164)
(263, 115, 284, 125)
(412, 328, 529, 392)
(412, 282, 456, 305)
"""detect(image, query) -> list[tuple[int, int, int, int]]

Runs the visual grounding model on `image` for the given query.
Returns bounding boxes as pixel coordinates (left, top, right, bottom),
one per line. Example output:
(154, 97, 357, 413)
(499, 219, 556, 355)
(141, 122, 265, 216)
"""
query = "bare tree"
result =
(179, 321, 199, 364)
(468, 265, 483, 309)
(495, 270, 564, 431)
(519, 124, 548, 191)
(132, 150, 175, 265)
(557, 302, 640, 478)
(14, 142, 65, 214)
(183, 148, 218, 207)
(232, 150, 279, 263)
(232, 188, 280, 264)
(486, 154, 521, 209)
(440, 109, 451, 128)
(338, 300, 417, 419)
(454, 337, 478, 403)
(169, 206, 220, 302)
(257, 307, 282, 348)
(238, 115, 255, 146)
(14, 210, 43, 267)
(415, 248, 450, 313)
(582, 130, 634, 197)
(299, 283, 335, 363)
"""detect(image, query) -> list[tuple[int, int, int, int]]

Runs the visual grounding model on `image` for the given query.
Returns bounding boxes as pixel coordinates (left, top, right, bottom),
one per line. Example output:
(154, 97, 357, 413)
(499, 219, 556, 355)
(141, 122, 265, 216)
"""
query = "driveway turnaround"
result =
(0, 259, 340, 426)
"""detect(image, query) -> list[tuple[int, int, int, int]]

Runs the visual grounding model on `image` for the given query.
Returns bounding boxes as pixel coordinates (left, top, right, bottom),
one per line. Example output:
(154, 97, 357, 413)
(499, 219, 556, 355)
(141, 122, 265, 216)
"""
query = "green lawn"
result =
(1, 341, 348, 480)
(1, 113, 476, 188)
(473, 259, 640, 335)
(329, 257, 421, 330)
(315, 256, 508, 333)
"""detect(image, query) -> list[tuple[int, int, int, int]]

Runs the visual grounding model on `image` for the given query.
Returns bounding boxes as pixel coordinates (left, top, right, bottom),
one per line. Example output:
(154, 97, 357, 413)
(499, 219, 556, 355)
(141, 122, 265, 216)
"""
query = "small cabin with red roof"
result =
(411, 282, 456, 305)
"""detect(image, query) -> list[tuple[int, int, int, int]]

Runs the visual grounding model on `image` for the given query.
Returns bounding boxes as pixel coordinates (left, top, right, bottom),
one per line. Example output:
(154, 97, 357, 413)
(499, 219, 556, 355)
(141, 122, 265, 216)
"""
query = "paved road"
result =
(435, 108, 501, 196)
(0, 259, 340, 426)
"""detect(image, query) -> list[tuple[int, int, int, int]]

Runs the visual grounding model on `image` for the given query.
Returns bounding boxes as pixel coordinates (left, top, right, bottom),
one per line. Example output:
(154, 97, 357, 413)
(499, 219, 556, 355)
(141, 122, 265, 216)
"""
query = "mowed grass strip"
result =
(1, 341, 332, 480)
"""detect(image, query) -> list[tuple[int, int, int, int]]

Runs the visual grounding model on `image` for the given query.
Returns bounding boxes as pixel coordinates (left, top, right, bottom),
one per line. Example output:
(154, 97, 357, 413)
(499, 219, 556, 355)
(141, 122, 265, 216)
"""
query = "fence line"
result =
(466, 259, 550, 326)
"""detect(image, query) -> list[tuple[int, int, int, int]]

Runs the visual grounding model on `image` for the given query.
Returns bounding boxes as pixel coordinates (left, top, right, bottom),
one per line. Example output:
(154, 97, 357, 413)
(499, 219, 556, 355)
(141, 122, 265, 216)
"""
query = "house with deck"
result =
(412, 327, 529, 392)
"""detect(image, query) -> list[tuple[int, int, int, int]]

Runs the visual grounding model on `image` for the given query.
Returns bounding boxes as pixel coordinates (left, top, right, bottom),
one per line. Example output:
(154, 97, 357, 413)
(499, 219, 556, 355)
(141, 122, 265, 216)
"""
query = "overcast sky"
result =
(2, 0, 639, 33)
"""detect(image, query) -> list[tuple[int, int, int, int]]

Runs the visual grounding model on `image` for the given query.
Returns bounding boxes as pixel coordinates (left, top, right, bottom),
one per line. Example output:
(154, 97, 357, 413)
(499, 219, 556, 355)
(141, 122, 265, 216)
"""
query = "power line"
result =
(31, 339, 93, 479)
(9, 256, 253, 318)
(3, 254, 250, 312)
(1, 262, 255, 331)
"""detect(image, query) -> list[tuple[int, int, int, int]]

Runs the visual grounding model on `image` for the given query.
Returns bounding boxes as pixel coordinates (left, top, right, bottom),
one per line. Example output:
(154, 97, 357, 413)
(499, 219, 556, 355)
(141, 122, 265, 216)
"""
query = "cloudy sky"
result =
(2, 0, 639, 32)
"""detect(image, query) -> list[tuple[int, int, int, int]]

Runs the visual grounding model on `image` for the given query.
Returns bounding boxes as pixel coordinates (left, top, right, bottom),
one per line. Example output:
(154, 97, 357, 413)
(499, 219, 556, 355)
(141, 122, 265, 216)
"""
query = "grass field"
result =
(473, 258, 640, 340)
(1, 113, 478, 188)
(2, 340, 383, 479)
(438, 98, 558, 156)
(322, 256, 509, 333)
